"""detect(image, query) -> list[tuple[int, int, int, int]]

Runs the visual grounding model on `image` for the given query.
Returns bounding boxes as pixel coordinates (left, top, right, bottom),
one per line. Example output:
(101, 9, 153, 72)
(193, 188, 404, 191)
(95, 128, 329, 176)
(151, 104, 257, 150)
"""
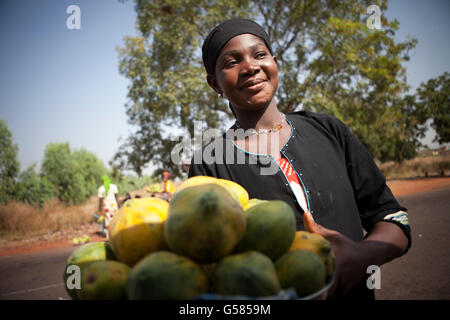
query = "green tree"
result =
(40, 143, 86, 205)
(0, 119, 20, 204)
(73, 148, 107, 196)
(15, 164, 56, 207)
(41, 143, 108, 204)
(416, 72, 450, 144)
(115, 0, 420, 174)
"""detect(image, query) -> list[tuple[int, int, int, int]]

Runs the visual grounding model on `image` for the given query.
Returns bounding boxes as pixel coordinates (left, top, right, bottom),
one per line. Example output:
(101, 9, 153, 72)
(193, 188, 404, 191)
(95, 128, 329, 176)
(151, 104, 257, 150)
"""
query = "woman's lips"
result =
(240, 79, 267, 91)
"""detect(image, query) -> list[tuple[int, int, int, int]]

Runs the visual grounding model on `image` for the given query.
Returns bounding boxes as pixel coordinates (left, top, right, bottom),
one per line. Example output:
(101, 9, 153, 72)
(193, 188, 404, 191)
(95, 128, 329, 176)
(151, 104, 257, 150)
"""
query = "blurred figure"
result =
(161, 171, 175, 201)
(181, 159, 191, 178)
(121, 192, 132, 205)
(97, 175, 120, 237)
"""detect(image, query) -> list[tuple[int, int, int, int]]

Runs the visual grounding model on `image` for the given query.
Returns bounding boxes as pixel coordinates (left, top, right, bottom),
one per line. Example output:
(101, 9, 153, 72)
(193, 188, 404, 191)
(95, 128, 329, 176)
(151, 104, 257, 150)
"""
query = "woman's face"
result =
(208, 34, 279, 111)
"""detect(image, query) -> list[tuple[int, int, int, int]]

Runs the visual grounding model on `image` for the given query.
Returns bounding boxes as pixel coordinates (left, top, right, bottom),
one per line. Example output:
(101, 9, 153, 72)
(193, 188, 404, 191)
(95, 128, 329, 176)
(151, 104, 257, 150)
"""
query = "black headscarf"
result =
(202, 18, 273, 75)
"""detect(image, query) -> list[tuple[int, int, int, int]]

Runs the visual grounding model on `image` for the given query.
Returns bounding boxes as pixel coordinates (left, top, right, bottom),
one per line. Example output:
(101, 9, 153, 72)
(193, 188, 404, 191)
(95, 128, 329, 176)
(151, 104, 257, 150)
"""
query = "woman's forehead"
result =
(202, 19, 272, 74)
(219, 34, 268, 57)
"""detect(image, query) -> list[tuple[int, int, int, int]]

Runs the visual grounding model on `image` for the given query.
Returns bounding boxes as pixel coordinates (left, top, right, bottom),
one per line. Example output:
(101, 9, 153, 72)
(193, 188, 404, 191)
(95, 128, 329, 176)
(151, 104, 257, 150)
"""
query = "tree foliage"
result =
(40, 143, 107, 205)
(116, 0, 422, 174)
(73, 148, 108, 197)
(0, 119, 20, 204)
(416, 72, 450, 144)
(41, 143, 84, 204)
(15, 164, 56, 207)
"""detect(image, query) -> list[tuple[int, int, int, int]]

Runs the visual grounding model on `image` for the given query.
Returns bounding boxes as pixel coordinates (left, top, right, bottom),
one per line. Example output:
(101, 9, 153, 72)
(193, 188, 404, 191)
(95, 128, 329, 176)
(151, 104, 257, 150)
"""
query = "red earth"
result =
(1, 177, 449, 257)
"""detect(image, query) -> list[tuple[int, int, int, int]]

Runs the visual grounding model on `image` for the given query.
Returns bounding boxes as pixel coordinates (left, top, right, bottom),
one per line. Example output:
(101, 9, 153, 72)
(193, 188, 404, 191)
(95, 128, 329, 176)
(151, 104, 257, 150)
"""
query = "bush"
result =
(15, 164, 56, 207)
(73, 148, 107, 196)
(113, 174, 154, 196)
(40, 143, 84, 204)
(40, 143, 108, 205)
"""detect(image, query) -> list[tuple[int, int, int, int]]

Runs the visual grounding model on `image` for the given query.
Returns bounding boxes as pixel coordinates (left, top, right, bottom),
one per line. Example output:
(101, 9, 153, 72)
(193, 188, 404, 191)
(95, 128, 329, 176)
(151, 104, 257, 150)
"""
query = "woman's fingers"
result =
(302, 210, 316, 232)
(303, 211, 332, 236)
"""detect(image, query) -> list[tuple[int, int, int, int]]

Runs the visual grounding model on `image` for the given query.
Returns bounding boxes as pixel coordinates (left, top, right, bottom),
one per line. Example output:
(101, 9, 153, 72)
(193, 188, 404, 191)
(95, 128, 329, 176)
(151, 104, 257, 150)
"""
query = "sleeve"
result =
(336, 118, 412, 254)
(98, 186, 105, 198)
(111, 184, 118, 195)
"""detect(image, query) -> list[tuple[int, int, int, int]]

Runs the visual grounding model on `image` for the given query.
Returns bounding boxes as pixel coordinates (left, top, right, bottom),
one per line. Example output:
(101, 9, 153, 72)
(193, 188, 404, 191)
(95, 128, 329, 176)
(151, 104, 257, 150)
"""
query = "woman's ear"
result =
(206, 74, 221, 95)
(273, 55, 278, 64)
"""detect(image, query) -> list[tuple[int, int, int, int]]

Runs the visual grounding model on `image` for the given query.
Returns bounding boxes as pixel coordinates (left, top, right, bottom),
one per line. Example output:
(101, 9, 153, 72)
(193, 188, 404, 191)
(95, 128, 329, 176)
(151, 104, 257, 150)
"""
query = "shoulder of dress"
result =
(287, 110, 347, 132)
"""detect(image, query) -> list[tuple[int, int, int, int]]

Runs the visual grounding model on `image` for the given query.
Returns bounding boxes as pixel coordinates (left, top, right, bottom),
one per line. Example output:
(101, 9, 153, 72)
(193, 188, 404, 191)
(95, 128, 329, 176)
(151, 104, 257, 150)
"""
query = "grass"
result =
(379, 153, 450, 180)
(0, 198, 97, 243)
(0, 186, 150, 245)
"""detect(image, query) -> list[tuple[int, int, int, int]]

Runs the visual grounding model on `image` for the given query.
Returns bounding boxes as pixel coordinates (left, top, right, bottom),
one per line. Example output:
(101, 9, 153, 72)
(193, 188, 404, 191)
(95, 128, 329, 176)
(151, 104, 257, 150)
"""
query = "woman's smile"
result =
(239, 78, 267, 91)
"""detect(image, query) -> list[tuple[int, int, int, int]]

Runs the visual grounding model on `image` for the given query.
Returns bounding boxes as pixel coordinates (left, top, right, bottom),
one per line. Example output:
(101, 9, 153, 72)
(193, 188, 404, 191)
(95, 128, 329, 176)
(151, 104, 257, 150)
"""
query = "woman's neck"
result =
(233, 100, 282, 131)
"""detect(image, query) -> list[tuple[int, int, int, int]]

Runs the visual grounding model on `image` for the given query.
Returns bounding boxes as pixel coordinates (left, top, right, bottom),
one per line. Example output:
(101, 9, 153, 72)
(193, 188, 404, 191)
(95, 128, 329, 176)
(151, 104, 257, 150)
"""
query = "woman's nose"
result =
(240, 57, 260, 76)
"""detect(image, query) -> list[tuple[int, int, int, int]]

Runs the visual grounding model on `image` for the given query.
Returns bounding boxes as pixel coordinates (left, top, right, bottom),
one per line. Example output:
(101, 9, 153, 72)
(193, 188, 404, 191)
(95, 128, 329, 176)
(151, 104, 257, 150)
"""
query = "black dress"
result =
(188, 110, 411, 299)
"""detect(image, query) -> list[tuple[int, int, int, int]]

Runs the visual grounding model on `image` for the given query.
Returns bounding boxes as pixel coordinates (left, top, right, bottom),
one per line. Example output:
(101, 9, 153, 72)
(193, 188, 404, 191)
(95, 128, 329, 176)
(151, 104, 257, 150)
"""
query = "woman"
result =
(189, 18, 411, 299)
(97, 175, 120, 237)
(162, 171, 176, 201)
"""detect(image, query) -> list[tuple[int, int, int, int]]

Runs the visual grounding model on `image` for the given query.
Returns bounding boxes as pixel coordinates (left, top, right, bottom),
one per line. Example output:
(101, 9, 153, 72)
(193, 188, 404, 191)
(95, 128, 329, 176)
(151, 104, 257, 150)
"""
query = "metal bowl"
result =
(298, 273, 334, 300)
(194, 273, 335, 300)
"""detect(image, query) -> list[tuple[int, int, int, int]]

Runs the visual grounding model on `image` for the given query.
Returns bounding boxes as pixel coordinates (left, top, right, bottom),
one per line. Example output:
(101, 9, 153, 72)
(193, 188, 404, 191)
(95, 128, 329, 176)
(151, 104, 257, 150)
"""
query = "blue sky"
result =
(0, 0, 449, 173)
(0, 0, 137, 172)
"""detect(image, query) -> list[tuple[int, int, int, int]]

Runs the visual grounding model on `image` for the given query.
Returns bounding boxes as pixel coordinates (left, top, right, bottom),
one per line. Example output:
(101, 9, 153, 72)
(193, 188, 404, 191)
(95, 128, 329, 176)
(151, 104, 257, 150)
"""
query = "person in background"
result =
(181, 159, 191, 178)
(161, 171, 175, 201)
(97, 175, 120, 237)
(121, 192, 132, 205)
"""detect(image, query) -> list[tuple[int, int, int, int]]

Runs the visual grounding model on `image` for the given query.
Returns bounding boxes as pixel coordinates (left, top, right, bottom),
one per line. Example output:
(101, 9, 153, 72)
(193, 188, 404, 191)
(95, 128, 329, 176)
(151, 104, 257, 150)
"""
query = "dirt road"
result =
(0, 179, 449, 300)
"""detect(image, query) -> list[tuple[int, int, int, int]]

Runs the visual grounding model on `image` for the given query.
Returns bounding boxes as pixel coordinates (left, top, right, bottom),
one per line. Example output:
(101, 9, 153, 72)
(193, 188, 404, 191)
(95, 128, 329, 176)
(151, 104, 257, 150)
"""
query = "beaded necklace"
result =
(234, 113, 286, 134)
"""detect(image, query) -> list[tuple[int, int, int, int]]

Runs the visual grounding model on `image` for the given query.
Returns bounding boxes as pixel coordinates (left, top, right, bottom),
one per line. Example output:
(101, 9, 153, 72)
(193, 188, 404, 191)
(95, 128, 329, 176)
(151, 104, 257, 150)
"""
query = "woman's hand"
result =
(302, 211, 408, 298)
(303, 211, 369, 298)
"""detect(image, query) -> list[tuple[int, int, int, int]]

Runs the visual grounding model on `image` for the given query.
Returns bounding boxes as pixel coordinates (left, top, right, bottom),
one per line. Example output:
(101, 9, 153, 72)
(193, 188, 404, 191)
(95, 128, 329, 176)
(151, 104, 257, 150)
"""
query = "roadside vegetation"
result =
(379, 150, 450, 179)
(0, 185, 151, 245)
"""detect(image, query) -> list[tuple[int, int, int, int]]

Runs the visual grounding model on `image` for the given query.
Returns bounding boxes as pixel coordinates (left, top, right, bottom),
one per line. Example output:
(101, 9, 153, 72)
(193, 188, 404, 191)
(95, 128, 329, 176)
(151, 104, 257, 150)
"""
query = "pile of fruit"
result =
(63, 176, 335, 300)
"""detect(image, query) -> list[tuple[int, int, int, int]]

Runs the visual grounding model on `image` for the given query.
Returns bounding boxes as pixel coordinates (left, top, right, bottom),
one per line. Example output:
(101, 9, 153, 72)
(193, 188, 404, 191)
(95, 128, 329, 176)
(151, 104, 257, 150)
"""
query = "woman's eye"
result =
(224, 60, 237, 67)
(256, 52, 267, 59)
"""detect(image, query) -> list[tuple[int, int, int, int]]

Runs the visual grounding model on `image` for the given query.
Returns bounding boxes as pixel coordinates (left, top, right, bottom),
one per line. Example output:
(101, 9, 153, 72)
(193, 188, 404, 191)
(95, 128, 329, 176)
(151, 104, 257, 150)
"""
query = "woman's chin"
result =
(231, 93, 273, 111)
